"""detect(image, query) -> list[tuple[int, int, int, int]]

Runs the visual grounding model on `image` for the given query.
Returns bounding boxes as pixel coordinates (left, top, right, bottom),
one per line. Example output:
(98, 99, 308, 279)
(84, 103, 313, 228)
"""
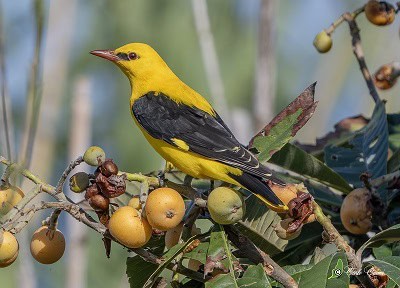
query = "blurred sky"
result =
(1, 1, 400, 287)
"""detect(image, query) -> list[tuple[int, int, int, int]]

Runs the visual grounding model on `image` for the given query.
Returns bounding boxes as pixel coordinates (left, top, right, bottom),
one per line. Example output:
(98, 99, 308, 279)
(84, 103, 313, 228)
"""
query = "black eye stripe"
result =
(116, 53, 129, 61)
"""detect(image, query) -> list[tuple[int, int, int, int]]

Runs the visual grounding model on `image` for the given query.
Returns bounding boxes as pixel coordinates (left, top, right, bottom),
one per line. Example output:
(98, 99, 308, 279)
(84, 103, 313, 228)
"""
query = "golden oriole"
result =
(91, 43, 288, 212)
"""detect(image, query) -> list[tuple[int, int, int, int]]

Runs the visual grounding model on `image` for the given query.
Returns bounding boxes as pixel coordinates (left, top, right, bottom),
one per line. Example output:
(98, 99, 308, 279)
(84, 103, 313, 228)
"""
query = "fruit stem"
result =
(325, 6, 365, 35)
(47, 209, 62, 230)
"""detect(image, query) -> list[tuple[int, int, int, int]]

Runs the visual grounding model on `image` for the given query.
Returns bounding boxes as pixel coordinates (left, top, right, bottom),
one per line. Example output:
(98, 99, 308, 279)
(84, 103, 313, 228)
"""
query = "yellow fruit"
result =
(340, 188, 373, 235)
(83, 146, 106, 166)
(313, 30, 332, 53)
(269, 183, 299, 206)
(145, 188, 185, 231)
(0, 186, 24, 215)
(109, 206, 152, 248)
(274, 218, 302, 240)
(207, 187, 245, 225)
(30, 226, 65, 264)
(365, 1, 395, 26)
(0, 231, 19, 267)
(128, 196, 141, 210)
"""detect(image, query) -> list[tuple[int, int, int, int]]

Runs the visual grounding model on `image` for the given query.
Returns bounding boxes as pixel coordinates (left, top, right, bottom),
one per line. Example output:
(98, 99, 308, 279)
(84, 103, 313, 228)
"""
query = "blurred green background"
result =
(0, 0, 399, 287)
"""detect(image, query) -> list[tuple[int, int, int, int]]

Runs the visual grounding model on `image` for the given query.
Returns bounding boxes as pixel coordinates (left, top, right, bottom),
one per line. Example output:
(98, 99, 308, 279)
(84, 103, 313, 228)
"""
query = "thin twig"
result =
(224, 225, 298, 288)
(343, 12, 380, 103)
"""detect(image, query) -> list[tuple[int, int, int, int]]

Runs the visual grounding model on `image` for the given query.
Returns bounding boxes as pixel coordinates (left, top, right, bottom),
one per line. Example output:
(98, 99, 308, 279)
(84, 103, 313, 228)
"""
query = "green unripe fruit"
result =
(69, 172, 90, 193)
(83, 146, 106, 166)
(313, 30, 332, 53)
(207, 187, 245, 225)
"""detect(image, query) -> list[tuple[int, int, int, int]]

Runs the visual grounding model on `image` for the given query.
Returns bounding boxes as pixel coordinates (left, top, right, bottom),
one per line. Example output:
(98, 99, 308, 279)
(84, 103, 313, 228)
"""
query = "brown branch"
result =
(312, 202, 361, 270)
(224, 225, 298, 288)
(343, 12, 380, 103)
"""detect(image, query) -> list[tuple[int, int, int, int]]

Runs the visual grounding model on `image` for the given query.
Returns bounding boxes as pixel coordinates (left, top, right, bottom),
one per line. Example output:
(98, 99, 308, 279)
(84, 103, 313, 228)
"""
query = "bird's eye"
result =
(128, 52, 139, 60)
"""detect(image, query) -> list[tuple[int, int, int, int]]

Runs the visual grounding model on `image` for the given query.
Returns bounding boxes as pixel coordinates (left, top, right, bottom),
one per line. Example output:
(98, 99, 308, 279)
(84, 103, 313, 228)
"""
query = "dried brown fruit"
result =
(89, 194, 110, 211)
(365, 1, 395, 26)
(99, 159, 119, 177)
(96, 173, 126, 198)
(374, 62, 400, 90)
(274, 218, 302, 240)
(85, 184, 100, 200)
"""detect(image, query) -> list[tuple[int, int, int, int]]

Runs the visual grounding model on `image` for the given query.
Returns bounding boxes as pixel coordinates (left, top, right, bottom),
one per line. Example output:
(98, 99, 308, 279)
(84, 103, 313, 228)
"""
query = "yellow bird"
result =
(91, 43, 288, 212)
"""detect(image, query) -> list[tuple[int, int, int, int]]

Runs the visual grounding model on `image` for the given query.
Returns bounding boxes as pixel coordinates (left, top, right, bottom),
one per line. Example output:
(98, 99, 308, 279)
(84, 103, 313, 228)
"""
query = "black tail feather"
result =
(230, 172, 284, 207)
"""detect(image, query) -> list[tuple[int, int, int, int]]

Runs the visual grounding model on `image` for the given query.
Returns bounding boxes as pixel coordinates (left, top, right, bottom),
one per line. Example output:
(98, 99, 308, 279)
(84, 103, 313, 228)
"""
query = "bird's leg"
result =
(157, 161, 174, 186)
(183, 175, 193, 187)
(210, 180, 215, 190)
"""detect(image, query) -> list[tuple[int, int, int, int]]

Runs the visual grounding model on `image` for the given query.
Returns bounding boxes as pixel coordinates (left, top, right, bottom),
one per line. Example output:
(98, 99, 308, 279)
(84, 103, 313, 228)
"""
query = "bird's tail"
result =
(230, 172, 288, 213)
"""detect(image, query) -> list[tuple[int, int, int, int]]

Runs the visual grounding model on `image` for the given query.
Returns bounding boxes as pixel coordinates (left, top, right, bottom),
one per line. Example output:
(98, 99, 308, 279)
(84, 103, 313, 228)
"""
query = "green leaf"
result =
(205, 274, 237, 288)
(368, 256, 400, 286)
(183, 242, 209, 264)
(237, 264, 272, 288)
(373, 245, 393, 259)
(126, 256, 158, 288)
(358, 224, 400, 255)
(297, 253, 349, 288)
(388, 113, 400, 150)
(249, 83, 317, 162)
(388, 148, 400, 172)
(324, 101, 388, 191)
(269, 143, 352, 193)
(236, 196, 288, 256)
(143, 234, 201, 288)
(206, 225, 237, 283)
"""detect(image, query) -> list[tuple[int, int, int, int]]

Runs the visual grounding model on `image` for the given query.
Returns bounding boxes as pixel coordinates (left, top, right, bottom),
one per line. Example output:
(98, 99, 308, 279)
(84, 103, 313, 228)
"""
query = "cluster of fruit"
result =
(0, 185, 65, 267)
(314, 0, 397, 53)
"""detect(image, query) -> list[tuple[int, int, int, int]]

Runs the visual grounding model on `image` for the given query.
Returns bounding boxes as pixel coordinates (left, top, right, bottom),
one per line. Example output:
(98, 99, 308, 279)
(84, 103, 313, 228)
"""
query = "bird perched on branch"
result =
(91, 43, 288, 212)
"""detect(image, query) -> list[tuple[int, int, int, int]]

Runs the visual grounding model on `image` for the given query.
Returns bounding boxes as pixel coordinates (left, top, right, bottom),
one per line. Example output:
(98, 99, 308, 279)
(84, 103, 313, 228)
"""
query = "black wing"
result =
(132, 91, 284, 184)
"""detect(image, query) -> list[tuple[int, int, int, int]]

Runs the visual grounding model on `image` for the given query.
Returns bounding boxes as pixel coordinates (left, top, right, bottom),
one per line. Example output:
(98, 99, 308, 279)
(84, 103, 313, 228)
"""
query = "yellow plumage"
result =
(91, 43, 287, 212)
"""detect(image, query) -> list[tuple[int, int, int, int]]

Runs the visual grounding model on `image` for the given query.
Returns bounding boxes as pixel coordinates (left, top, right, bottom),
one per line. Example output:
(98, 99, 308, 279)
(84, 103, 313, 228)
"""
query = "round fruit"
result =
(89, 194, 110, 211)
(145, 188, 185, 231)
(269, 183, 299, 206)
(340, 188, 373, 235)
(128, 196, 141, 210)
(109, 206, 152, 248)
(0, 186, 24, 215)
(30, 226, 65, 264)
(207, 187, 245, 225)
(365, 1, 395, 26)
(274, 218, 302, 240)
(69, 172, 90, 193)
(313, 30, 332, 53)
(83, 146, 106, 166)
(374, 63, 398, 90)
(99, 159, 118, 177)
(0, 231, 19, 267)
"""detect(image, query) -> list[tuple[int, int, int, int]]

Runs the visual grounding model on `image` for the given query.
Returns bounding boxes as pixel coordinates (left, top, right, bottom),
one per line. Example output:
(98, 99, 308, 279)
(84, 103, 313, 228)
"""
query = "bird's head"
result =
(90, 43, 171, 84)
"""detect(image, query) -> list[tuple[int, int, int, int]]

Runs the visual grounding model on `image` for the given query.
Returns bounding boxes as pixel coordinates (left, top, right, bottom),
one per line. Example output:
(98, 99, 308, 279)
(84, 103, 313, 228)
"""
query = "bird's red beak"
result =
(90, 49, 119, 62)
